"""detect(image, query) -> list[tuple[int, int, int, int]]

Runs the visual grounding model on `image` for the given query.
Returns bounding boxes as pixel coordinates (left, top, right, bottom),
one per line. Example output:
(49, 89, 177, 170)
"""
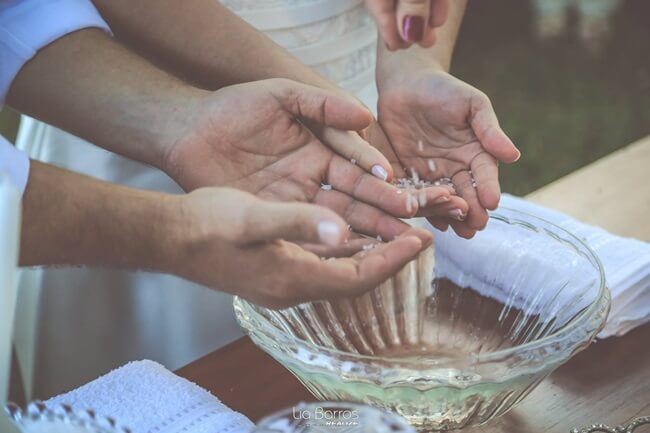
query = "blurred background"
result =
(455, 0, 649, 194)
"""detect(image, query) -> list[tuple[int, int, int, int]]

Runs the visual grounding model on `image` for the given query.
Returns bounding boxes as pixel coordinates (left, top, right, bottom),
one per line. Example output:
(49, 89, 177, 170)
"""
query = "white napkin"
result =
(425, 194, 650, 338)
(45, 360, 254, 433)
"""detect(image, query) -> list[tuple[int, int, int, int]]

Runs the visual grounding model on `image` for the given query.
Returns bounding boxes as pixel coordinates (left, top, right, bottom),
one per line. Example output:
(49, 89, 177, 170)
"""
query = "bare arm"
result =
(92, 0, 339, 92)
(6, 29, 207, 170)
(20, 161, 178, 268)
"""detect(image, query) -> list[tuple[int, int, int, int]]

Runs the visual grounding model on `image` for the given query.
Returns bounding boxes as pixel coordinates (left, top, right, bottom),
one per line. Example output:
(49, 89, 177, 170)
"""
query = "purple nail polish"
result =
(403, 16, 425, 42)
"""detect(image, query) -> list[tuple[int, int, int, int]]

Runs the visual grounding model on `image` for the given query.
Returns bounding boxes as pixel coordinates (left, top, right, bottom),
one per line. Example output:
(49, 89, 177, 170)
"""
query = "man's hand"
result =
(164, 79, 453, 240)
(19, 163, 431, 309)
(171, 188, 432, 309)
(376, 67, 520, 238)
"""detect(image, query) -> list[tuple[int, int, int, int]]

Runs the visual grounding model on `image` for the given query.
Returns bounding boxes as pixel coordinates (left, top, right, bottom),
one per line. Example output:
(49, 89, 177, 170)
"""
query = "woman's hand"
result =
(365, 0, 449, 50)
(376, 65, 520, 238)
(164, 79, 452, 240)
(171, 188, 432, 309)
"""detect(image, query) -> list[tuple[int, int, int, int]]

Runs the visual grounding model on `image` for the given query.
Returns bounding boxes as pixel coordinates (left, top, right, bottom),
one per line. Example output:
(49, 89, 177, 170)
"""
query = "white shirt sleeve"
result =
(0, 0, 111, 105)
(0, 135, 29, 194)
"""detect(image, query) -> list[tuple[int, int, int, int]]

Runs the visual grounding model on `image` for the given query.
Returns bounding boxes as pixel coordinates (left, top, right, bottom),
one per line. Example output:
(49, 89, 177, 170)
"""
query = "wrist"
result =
(154, 86, 211, 172)
(150, 193, 195, 276)
(376, 48, 447, 92)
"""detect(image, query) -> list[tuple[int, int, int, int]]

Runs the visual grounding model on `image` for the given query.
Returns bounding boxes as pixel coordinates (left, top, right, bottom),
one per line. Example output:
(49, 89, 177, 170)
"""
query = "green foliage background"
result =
(453, 0, 650, 195)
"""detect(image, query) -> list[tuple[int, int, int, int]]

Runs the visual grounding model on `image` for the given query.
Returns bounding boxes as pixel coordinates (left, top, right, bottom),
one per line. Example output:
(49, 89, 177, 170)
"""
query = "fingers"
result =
(470, 94, 521, 163)
(300, 234, 427, 300)
(314, 187, 412, 240)
(396, 0, 432, 45)
(301, 236, 374, 258)
(241, 200, 349, 247)
(367, 0, 447, 49)
(253, 232, 429, 308)
(416, 0, 448, 47)
(319, 127, 393, 183)
(427, 216, 449, 232)
(325, 153, 451, 219)
(365, 121, 407, 178)
(396, 226, 434, 247)
(365, 0, 408, 51)
(470, 152, 500, 210)
(429, 0, 449, 28)
(426, 216, 477, 239)
(449, 220, 477, 239)
(414, 192, 468, 219)
(451, 170, 489, 231)
(303, 226, 431, 259)
(272, 79, 373, 131)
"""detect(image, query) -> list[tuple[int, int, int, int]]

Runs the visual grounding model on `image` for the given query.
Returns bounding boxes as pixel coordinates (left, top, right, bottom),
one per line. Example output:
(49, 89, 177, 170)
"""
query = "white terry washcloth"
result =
(425, 194, 650, 338)
(46, 360, 254, 433)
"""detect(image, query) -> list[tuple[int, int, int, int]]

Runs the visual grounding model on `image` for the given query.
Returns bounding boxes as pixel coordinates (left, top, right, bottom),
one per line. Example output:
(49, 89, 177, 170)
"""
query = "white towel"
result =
(45, 360, 254, 433)
(425, 194, 650, 338)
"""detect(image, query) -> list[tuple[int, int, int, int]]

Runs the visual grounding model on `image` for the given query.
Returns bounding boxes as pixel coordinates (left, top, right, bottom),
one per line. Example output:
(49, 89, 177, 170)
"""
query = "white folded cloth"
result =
(425, 194, 650, 338)
(46, 360, 254, 433)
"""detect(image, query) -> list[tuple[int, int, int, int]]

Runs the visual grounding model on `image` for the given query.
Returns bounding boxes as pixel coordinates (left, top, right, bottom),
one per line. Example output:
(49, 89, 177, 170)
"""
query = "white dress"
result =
(16, 0, 378, 397)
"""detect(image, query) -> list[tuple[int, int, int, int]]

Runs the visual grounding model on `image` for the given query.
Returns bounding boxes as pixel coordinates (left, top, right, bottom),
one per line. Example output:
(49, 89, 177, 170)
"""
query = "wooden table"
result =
(177, 136, 650, 432)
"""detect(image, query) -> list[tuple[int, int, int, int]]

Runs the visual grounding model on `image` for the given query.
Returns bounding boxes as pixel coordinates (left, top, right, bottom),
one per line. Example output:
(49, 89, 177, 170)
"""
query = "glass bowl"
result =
(5, 401, 130, 433)
(234, 209, 610, 431)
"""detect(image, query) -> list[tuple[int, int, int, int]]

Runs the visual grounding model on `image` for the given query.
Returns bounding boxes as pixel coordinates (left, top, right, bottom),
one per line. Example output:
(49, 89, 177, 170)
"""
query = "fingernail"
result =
(403, 16, 425, 42)
(318, 221, 342, 247)
(371, 164, 388, 181)
(434, 196, 450, 204)
(514, 149, 522, 161)
(449, 209, 465, 221)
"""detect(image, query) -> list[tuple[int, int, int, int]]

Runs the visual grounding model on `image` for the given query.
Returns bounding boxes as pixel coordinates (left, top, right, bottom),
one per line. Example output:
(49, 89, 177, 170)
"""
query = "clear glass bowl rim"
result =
(235, 207, 609, 368)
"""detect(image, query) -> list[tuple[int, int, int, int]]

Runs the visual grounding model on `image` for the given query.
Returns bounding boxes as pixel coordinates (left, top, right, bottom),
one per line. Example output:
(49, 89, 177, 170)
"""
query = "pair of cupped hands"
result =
(163, 70, 519, 309)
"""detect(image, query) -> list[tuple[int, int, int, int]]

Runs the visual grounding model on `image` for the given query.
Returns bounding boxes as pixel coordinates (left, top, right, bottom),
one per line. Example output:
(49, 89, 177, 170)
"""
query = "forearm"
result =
(20, 161, 182, 270)
(377, 0, 467, 80)
(92, 0, 339, 93)
(6, 28, 207, 169)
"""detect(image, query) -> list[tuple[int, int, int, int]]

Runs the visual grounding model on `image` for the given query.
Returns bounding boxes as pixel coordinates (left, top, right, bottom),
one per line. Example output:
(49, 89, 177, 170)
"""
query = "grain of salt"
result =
(320, 183, 332, 191)
(410, 168, 420, 184)
(362, 243, 379, 251)
(418, 191, 427, 207)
